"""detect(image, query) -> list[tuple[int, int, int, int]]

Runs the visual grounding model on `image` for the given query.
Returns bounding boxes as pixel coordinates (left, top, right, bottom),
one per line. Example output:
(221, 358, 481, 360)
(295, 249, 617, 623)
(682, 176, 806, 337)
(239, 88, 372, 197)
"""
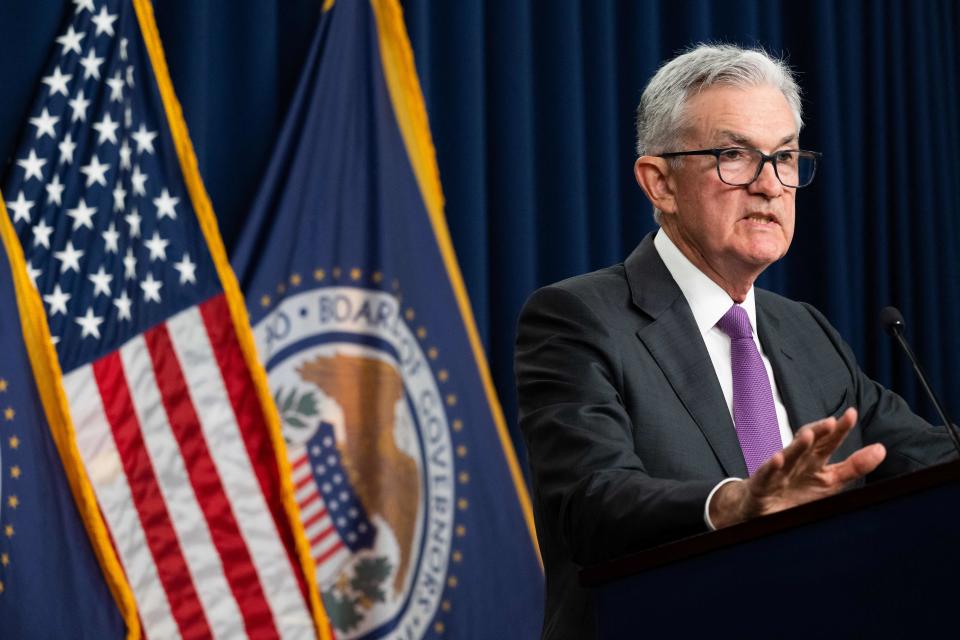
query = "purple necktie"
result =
(716, 304, 782, 476)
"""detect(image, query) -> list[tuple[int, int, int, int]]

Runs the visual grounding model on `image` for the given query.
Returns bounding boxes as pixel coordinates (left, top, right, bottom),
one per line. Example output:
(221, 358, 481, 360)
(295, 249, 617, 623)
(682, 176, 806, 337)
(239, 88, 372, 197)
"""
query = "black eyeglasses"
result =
(657, 147, 822, 188)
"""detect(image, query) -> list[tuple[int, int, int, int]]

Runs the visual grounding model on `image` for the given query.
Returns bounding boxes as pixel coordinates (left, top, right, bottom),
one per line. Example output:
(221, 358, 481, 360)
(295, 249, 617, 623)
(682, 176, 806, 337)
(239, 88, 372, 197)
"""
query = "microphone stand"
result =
(881, 306, 960, 459)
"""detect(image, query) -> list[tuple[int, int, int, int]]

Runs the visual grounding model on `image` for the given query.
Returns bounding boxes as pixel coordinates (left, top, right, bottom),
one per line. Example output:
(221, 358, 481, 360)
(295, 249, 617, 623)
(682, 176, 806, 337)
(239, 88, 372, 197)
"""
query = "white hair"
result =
(635, 44, 804, 223)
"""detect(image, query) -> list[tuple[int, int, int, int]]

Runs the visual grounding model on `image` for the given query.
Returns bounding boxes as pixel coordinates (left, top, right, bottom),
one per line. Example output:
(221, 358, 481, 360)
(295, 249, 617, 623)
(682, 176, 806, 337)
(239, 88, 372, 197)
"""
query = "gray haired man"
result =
(515, 44, 954, 639)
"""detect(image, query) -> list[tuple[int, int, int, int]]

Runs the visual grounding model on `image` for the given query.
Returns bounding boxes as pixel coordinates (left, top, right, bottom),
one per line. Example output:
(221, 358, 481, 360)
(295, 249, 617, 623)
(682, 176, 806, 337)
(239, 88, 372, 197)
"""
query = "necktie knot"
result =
(717, 304, 752, 340)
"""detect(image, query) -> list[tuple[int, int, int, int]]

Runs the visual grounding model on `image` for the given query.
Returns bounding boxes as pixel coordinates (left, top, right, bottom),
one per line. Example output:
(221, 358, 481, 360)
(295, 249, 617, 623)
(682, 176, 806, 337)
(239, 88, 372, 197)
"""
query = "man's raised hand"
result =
(709, 408, 886, 528)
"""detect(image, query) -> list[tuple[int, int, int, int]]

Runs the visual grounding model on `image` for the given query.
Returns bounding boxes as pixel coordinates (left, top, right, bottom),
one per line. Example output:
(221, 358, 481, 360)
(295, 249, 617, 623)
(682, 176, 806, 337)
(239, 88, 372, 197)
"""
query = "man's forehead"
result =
(683, 85, 799, 147)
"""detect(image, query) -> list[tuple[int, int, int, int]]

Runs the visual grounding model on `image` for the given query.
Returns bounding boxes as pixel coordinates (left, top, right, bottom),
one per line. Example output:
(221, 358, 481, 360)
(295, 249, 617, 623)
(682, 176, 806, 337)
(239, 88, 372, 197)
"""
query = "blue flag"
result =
(232, 1, 544, 638)
(0, 204, 129, 636)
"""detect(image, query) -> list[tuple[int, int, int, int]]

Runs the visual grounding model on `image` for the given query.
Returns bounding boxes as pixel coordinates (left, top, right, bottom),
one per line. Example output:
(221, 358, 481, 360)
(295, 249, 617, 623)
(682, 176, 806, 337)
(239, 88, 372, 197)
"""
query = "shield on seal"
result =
(290, 422, 378, 584)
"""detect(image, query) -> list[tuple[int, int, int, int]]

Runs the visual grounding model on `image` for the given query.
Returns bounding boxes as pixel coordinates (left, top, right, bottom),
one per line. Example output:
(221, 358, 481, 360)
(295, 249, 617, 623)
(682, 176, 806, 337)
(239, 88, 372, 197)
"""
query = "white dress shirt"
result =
(652, 230, 793, 528)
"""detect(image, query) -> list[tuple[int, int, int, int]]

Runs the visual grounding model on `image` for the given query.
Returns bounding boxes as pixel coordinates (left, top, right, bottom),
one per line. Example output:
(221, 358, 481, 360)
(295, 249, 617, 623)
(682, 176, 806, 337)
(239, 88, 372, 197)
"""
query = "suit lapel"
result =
(756, 296, 859, 463)
(626, 233, 749, 478)
(755, 300, 824, 431)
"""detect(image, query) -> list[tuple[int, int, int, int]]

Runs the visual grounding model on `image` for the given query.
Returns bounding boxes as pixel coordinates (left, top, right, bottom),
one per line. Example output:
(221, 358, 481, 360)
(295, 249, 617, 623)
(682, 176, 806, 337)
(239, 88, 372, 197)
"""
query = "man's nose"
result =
(749, 159, 784, 197)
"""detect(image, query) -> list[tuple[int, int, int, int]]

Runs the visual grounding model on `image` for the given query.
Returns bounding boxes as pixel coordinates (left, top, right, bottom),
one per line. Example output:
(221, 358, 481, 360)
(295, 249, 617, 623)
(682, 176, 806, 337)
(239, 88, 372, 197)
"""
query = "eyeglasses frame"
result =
(656, 147, 822, 188)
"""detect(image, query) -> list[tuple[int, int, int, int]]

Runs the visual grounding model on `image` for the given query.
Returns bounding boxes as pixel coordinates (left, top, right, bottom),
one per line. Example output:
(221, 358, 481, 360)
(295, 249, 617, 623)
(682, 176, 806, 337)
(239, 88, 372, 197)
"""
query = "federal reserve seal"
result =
(254, 282, 456, 639)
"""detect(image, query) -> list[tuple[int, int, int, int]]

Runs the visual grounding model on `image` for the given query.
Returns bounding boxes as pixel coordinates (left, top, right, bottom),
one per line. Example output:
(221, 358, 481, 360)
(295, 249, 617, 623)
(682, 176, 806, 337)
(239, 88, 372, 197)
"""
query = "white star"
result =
(126, 65, 135, 87)
(42, 67, 72, 97)
(29, 108, 59, 140)
(125, 208, 141, 238)
(73, 0, 95, 14)
(80, 154, 110, 187)
(66, 198, 96, 230)
(153, 189, 179, 220)
(58, 133, 77, 164)
(75, 307, 104, 339)
(120, 37, 129, 61)
(89, 266, 113, 297)
(113, 289, 132, 321)
(131, 165, 148, 195)
(173, 253, 197, 285)
(107, 71, 125, 102)
(56, 25, 85, 55)
(26, 262, 41, 288)
(17, 149, 46, 182)
(102, 221, 120, 253)
(112, 183, 127, 212)
(119, 138, 132, 170)
(79, 48, 104, 80)
(45, 173, 65, 205)
(140, 272, 162, 303)
(32, 219, 54, 249)
(131, 124, 157, 154)
(93, 112, 119, 145)
(144, 231, 169, 262)
(6, 192, 34, 224)
(124, 105, 133, 128)
(54, 240, 84, 274)
(69, 90, 90, 123)
(43, 284, 71, 316)
(123, 247, 137, 280)
(91, 6, 118, 37)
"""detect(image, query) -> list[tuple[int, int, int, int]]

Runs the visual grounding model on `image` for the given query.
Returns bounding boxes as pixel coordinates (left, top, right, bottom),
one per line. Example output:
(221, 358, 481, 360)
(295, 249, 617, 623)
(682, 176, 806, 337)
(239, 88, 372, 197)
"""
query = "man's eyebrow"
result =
(715, 130, 753, 146)
(714, 130, 799, 148)
(776, 133, 800, 148)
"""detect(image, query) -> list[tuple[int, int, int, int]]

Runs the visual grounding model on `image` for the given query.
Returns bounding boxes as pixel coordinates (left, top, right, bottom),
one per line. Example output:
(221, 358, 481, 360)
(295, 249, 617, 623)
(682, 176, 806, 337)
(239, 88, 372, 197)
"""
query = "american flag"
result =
(290, 423, 376, 586)
(3, 1, 321, 638)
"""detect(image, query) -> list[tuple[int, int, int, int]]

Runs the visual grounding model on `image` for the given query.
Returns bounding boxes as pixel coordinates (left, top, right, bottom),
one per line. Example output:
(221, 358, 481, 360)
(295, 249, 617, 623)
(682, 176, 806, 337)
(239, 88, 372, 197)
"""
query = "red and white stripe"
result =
(63, 295, 315, 640)
(290, 449, 350, 586)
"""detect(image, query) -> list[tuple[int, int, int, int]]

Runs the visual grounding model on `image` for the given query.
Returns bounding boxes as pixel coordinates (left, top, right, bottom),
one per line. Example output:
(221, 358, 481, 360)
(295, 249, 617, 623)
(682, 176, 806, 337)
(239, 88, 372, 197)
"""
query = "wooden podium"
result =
(580, 461, 960, 638)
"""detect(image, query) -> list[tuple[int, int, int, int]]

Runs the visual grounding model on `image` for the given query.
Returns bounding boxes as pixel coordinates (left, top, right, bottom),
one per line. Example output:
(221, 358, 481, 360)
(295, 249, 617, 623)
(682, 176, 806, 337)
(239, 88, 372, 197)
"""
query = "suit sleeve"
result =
(800, 303, 957, 476)
(515, 285, 714, 566)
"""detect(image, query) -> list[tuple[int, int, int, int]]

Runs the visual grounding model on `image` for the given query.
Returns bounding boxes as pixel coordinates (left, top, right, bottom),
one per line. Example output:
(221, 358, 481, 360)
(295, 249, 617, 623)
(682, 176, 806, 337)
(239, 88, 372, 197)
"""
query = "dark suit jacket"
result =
(515, 231, 955, 640)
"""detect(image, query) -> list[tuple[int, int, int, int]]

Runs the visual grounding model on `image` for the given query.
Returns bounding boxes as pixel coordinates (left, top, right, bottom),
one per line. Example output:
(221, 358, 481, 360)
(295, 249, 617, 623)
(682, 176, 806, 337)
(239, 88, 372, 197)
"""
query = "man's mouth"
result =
(743, 212, 779, 225)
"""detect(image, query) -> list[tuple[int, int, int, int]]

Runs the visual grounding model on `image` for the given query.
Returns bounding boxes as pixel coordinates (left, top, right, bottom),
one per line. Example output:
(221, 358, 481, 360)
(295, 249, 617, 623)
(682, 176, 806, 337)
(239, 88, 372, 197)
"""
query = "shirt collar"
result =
(653, 229, 757, 336)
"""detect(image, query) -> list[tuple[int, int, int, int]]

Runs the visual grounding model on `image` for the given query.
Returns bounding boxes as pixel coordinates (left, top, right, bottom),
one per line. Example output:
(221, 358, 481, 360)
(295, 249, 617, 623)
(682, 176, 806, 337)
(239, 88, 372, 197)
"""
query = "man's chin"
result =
(737, 244, 789, 270)
(748, 232, 790, 256)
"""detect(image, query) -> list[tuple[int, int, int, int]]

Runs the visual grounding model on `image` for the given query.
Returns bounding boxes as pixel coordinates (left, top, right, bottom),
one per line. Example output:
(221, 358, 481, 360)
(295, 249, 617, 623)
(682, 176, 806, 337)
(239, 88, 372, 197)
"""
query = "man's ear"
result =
(634, 156, 678, 215)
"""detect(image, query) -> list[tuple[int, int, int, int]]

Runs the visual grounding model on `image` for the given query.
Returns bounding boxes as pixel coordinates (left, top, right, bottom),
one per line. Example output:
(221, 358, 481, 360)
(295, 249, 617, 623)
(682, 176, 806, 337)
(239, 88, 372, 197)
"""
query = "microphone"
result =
(880, 306, 960, 458)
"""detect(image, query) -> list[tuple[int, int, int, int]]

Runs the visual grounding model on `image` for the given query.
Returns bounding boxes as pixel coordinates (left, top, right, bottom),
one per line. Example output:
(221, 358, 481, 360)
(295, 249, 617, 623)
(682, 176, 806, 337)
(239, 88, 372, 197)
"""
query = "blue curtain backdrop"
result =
(2, 1, 958, 467)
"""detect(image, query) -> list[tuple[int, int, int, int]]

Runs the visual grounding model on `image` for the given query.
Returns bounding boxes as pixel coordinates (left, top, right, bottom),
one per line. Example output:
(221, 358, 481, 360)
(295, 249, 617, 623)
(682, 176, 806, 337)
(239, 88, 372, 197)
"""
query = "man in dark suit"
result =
(515, 44, 955, 640)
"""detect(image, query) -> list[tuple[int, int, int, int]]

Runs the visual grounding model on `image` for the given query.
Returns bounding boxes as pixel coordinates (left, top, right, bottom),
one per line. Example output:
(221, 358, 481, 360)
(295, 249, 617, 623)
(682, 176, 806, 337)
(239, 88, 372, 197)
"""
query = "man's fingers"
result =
(750, 450, 785, 491)
(830, 443, 887, 485)
(751, 408, 866, 498)
(779, 426, 814, 470)
(820, 407, 857, 445)
(779, 419, 836, 477)
(752, 430, 813, 492)
(806, 408, 859, 461)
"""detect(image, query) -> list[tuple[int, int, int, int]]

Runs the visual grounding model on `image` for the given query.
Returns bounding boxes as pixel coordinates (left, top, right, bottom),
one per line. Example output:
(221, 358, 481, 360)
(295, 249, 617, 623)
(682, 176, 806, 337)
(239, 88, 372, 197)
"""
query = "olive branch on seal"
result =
(273, 386, 319, 430)
(322, 556, 393, 632)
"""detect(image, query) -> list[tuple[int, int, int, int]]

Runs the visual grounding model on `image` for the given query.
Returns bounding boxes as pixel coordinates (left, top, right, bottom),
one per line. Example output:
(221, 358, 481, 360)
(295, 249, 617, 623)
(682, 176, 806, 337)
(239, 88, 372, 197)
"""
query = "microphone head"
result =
(880, 306, 905, 336)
